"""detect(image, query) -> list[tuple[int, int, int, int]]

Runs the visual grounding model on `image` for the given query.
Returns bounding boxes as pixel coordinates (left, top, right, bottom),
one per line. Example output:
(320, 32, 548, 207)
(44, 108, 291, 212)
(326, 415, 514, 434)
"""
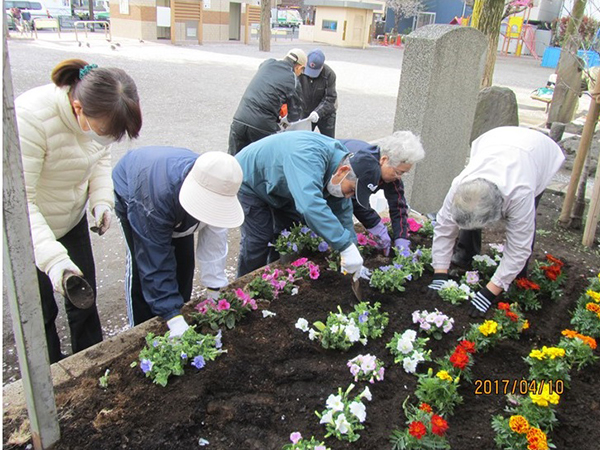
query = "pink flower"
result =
(381, 217, 391, 224)
(216, 299, 230, 311)
(366, 238, 378, 247)
(357, 233, 368, 245)
(234, 288, 250, 302)
(290, 432, 302, 444)
(291, 258, 308, 267)
(309, 263, 320, 280)
(407, 218, 423, 232)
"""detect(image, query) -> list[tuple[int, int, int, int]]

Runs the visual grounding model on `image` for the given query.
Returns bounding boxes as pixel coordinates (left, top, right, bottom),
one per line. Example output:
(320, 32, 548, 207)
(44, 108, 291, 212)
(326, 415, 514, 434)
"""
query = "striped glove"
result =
(469, 287, 496, 318)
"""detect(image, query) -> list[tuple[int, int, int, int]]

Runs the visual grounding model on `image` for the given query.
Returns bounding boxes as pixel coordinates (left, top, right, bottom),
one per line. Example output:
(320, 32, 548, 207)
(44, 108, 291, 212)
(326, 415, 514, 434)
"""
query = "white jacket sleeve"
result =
(491, 193, 536, 291)
(196, 224, 229, 289)
(18, 108, 69, 273)
(431, 187, 460, 271)
(88, 148, 115, 213)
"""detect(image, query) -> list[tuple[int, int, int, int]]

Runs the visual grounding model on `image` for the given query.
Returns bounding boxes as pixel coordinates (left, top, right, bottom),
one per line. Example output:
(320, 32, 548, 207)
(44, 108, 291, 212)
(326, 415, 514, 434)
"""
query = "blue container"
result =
(541, 47, 600, 69)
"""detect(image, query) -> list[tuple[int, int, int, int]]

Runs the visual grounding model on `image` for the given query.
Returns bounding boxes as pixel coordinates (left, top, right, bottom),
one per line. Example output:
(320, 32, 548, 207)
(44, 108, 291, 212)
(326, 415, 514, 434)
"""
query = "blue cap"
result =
(305, 49, 325, 78)
(348, 151, 381, 208)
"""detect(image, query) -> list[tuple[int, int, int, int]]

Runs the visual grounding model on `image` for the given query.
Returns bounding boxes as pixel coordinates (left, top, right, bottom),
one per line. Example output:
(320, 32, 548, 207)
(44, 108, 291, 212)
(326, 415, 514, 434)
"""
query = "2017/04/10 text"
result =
(474, 379, 564, 396)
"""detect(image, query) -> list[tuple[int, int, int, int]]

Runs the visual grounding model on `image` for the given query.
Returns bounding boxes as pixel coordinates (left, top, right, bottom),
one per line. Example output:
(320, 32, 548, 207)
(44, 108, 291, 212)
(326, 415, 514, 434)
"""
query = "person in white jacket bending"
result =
(427, 126, 565, 317)
(15, 59, 142, 363)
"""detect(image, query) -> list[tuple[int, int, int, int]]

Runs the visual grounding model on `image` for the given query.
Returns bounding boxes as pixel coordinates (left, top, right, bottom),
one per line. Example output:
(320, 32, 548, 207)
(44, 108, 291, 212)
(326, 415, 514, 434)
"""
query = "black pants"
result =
(115, 195, 195, 326)
(37, 215, 103, 364)
(237, 191, 303, 277)
(228, 120, 272, 155)
(311, 113, 336, 138)
(453, 193, 543, 279)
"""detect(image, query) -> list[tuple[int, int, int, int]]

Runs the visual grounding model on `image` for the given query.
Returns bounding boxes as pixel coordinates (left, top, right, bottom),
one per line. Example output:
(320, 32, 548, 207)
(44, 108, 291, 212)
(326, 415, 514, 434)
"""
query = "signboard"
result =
(156, 6, 170, 27)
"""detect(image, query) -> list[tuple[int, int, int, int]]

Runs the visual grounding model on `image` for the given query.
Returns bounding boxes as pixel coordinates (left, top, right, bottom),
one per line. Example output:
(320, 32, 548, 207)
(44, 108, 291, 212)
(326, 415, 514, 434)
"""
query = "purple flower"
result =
(152, 340, 159, 348)
(379, 265, 391, 272)
(405, 274, 413, 281)
(466, 271, 480, 284)
(140, 359, 153, 374)
(292, 243, 298, 252)
(214, 330, 223, 349)
(281, 229, 291, 238)
(180, 352, 188, 360)
(300, 226, 310, 234)
(358, 311, 369, 323)
(399, 247, 411, 257)
(393, 263, 403, 269)
(192, 355, 206, 369)
(310, 232, 318, 238)
(318, 241, 329, 252)
(290, 432, 302, 444)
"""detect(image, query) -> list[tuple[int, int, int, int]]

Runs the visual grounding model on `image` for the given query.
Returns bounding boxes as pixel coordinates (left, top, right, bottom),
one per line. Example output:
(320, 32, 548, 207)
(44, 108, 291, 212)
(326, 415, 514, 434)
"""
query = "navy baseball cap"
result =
(348, 151, 381, 208)
(305, 49, 325, 78)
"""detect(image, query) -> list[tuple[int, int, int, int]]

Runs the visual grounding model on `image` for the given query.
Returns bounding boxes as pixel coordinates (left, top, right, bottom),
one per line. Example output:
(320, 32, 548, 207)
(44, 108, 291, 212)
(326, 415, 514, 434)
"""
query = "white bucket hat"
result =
(179, 152, 244, 228)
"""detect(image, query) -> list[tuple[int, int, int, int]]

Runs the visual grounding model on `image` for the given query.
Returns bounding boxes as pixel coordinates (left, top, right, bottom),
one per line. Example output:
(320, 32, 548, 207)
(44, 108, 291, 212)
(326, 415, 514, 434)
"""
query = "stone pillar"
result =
(394, 25, 487, 214)
(470, 86, 519, 143)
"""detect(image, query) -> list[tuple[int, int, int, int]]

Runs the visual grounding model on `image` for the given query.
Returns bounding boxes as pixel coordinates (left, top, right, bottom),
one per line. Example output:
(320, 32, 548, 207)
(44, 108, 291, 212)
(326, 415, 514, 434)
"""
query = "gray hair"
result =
(370, 131, 425, 166)
(450, 179, 503, 229)
(340, 155, 357, 181)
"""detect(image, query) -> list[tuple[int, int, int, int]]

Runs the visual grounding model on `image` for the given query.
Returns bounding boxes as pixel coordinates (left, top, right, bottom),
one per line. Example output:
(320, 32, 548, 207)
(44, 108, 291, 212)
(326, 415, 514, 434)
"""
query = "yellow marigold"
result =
(542, 346, 565, 359)
(522, 320, 530, 330)
(526, 427, 549, 450)
(586, 290, 600, 303)
(478, 320, 498, 336)
(436, 370, 453, 382)
(529, 349, 545, 360)
(530, 384, 560, 407)
(561, 329, 578, 338)
(509, 415, 530, 434)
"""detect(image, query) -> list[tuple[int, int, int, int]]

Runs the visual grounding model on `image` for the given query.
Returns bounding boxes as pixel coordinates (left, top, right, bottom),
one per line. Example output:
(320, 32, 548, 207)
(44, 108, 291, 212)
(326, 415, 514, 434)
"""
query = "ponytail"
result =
(50, 59, 88, 87)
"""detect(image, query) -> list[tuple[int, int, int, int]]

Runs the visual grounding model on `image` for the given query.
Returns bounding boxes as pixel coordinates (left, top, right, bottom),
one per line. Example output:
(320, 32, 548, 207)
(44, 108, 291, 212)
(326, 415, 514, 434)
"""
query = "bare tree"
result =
(259, 0, 271, 52)
(475, 0, 507, 87)
(386, 0, 424, 33)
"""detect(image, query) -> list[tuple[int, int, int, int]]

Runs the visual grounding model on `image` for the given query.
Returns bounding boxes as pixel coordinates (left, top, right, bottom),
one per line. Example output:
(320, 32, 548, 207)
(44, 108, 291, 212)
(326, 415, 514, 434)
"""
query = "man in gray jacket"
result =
(228, 49, 306, 155)
(300, 49, 337, 138)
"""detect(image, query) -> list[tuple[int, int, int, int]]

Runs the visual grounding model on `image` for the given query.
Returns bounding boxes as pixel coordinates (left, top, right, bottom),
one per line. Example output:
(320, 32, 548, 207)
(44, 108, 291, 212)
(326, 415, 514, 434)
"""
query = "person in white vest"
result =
(427, 126, 565, 317)
(15, 59, 142, 363)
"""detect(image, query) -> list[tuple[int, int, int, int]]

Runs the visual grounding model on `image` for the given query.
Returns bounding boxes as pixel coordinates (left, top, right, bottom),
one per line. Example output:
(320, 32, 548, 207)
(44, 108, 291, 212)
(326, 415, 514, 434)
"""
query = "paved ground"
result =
(2, 29, 584, 385)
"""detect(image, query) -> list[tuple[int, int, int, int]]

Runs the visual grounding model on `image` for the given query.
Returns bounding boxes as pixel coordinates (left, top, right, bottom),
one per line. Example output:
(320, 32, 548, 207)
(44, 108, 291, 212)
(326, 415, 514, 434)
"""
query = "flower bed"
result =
(3, 195, 600, 450)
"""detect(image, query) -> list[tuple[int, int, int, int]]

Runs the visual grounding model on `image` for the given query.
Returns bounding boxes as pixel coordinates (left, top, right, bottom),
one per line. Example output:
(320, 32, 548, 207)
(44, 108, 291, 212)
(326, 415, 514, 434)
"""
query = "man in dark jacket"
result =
(112, 148, 244, 337)
(299, 49, 338, 138)
(228, 49, 306, 155)
(340, 131, 425, 256)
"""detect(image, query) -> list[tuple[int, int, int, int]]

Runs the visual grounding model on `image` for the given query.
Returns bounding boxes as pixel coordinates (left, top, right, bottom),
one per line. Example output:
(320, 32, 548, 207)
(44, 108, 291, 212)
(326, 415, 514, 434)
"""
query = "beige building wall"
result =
(110, 0, 158, 41)
(309, 6, 372, 48)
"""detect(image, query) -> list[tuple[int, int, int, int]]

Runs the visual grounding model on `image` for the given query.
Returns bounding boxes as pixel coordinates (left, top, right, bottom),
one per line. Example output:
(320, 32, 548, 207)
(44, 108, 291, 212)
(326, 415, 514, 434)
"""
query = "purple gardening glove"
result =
(366, 221, 392, 256)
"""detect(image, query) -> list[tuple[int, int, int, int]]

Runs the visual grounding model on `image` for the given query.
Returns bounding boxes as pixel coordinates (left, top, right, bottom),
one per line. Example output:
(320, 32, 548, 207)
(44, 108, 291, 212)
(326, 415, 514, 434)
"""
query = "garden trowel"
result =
(351, 276, 363, 301)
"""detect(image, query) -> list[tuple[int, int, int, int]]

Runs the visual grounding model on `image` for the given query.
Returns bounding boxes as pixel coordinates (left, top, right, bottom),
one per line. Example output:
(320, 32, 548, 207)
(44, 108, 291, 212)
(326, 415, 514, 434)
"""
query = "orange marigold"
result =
(526, 427, 549, 450)
(419, 403, 432, 413)
(506, 311, 519, 322)
(509, 415, 530, 434)
(498, 302, 511, 311)
(541, 265, 561, 281)
(408, 421, 427, 439)
(586, 303, 600, 314)
(546, 254, 564, 267)
(561, 329, 578, 338)
(431, 414, 449, 437)
(580, 335, 597, 350)
(458, 340, 476, 354)
(516, 278, 541, 290)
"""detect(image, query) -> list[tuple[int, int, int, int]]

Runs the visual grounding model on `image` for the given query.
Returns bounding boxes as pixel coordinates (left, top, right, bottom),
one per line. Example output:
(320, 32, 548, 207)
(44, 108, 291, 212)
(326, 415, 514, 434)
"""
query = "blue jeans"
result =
(237, 191, 303, 277)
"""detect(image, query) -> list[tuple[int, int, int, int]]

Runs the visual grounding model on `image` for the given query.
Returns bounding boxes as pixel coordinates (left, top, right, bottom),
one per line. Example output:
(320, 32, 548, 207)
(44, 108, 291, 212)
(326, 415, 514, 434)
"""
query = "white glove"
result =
(340, 243, 364, 277)
(206, 288, 221, 300)
(92, 204, 112, 236)
(167, 315, 189, 338)
(47, 259, 83, 296)
(354, 266, 372, 281)
(309, 111, 319, 123)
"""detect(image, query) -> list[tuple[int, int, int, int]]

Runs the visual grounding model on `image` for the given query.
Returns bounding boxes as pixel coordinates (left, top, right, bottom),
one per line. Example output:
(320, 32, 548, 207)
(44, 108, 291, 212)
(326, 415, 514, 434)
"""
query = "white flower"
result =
(291, 287, 299, 296)
(443, 319, 454, 333)
(349, 401, 367, 422)
(308, 329, 318, 341)
(331, 325, 340, 334)
(345, 323, 361, 343)
(402, 357, 418, 373)
(397, 337, 414, 354)
(425, 312, 437, 324)
(490, 243, 504, 253)
(360, 355, 376, 372)
(412, 351, 425, 363)
(262, 310, 276, 318)
(295, 318, 309, 332)
(433, 314, 446, 328)
(440, 279, 459, 290)
(335, 413, 350, 434)
(326, 394, 344, 412)
(473, 254, 497, 267)
(402, 329, 417, 341)
(412, 310, 422, 323)
(360, 386, 372, 401)
(319, 410, 334, 425)
(458, 283, 473, 295)
(335, 314, 349, 323)
(419, 321, 431, 331)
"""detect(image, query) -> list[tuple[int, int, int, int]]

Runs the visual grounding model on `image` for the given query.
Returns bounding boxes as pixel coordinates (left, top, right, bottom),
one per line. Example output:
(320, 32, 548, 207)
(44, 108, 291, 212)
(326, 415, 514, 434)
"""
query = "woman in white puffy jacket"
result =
(15, 59, 142, 363)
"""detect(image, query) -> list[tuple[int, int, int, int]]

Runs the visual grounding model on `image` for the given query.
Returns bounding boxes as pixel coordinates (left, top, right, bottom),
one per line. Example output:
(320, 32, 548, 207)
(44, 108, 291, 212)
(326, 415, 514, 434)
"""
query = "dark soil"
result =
(3, 192, 600, 450)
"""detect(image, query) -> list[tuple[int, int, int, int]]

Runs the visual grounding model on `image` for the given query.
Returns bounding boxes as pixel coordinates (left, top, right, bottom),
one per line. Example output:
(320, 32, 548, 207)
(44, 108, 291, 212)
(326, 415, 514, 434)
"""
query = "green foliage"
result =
(524, 346, 571, 388)
(98, 369, 110, 389)
(437, 280, 472, 305)
(191, 289, 256, 331)
(471, 254, 498, 278)
(135, 328, 224, 387)
(390, 398, 451, 450)
(315, 384, 371, 442)
(271, 224, 326, 255)
(369, 264, 413, 293)
(414, 368, 462, 416)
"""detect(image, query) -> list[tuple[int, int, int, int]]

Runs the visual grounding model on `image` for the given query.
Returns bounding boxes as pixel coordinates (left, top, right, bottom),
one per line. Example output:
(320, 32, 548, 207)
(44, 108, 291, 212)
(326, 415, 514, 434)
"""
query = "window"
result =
(322, 19, 337, 32)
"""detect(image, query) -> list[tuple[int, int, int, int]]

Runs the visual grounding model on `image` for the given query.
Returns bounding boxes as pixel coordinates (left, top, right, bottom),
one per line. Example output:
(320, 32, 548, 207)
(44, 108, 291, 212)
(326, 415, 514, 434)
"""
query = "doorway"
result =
(229, 2, 241, 40)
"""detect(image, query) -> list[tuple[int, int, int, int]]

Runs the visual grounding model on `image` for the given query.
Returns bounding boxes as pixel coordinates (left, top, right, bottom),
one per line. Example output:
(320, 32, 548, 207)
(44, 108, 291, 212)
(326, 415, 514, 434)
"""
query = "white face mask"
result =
(82, 117, 116, 145)
(326, 172, 348, 198)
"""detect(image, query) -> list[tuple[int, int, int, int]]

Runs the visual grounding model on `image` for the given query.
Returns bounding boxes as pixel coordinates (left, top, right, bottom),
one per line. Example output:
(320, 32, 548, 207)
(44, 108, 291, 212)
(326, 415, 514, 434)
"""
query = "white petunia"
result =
(396, 337, 414, 354)
(308, 329, 318, 341)
(319, 410, 334, 425)
(291, 287, 299, 296)
(402, 329, 417, 341)
(334, 413, 351, 434)
(360, 386, 372, 401)
(345, 323, 361, 343)
(326, 394, 344, 411)
(349, 401, 367, 422)
(295, 318, 309, 332)
(262, 310, 276, 318)
(440, 279, 459, 290)
(402, 357, 418, 374)
(331, 325, 340, 334)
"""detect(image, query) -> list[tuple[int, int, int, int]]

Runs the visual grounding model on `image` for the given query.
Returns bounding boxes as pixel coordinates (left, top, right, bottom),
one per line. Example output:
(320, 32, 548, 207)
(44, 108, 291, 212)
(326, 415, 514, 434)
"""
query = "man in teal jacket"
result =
(235, 131, 381, 278)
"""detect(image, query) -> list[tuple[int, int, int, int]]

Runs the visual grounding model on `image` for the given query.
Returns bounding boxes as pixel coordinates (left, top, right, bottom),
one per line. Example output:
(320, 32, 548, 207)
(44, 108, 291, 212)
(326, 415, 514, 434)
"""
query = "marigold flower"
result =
(498, 302, 511, 310)
(431, 414, 449, 436)
(450, 348, 470, 370)
(458, 340, 476, 354)
(522, 320, 530, 330)
(586, 302, 600, 315)
(479, 320, 498, 336)
(516, 278, 540, 291)
(526, 427, 549, 450)
(540, 265, 561, 281)
(586, 290, 600, 303)
(408, 421, 427, 439)
(561, 329, 578, 338)
(419, 403, 432, 413)
(545, 254, 564, 267)
(530, 384, 560, 407)
(509, 415, 530, 434)
(436, 370, 453, 382)
(529, 349, 545, 360)
(562, 329, 597, 349)
(542, 346, 565, 359)
(506, 311, 519, 322)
